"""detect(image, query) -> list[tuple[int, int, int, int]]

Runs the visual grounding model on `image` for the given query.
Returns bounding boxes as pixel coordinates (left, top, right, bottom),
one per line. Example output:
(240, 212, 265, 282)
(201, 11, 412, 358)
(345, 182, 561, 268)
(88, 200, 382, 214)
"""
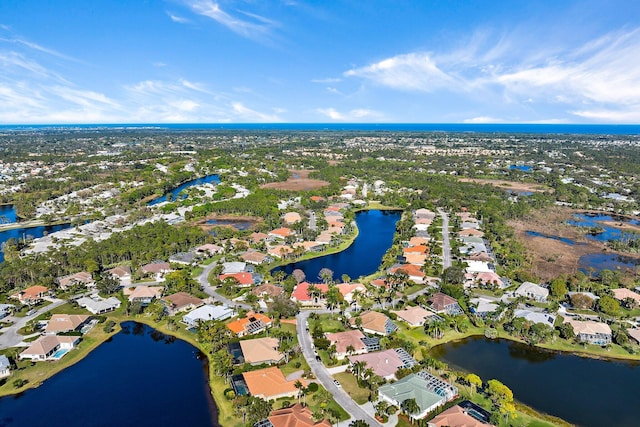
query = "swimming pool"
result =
(51, 348, 69, 360)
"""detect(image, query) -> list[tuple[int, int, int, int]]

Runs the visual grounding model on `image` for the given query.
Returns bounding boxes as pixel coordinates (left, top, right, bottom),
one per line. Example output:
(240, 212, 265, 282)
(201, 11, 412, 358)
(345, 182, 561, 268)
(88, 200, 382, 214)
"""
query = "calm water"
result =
(207, 218, 253, 230)
(525, 230, 583, 246)
(273, 209, 401, 282)
(579, 253, 640, 274)
(569, 213, 640, 243)
(0, 223, 72, 263)
(0, 205, 17, 224)
(148, 174, 220, 205)
(431, 337, 640, 427)
(509, 165, 532, 172)
(0, 322, 218, 427)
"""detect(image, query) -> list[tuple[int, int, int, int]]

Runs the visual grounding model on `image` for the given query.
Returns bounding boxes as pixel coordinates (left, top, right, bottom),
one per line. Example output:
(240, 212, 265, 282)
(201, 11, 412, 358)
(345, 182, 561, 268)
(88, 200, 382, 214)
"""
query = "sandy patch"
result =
(260, 169, 330, 191)
(458, 178, 552, 193)
(194, 214, 261, 231)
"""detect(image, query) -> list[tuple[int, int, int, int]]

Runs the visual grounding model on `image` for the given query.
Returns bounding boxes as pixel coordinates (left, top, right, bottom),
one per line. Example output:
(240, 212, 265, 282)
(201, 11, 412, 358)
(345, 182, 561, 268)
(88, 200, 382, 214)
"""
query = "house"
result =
(351, 310, 397, 336)
(0, 303, 14, 320)
(324, 330, 367, 359)
(125, 286, 163, 305)
(76, 295, 121, 314)
(163, 292, 203, 315)
(0, 355, 11, 378)
(226, 311, 272, 337)
(464, 260, 493, 274)
(269, 227, 294, 239)
(252, 283, 285, 300)
(336, 283, 367, 303)
(514, 282, 548, 303)
(290, 282, 329, 307)
(348, 349, 405, 380)
(19, 335, 80, 361)
(58, 271, 95, 290)
(182, 304, 233, 327)
(11, 285, 49, 305)
(250, 232, 270, 243)
(465, 271, 504, 289)
(140, 262, 172, 281)
(169, 251, 198, 265)
(378, 372, 457, 419)
(219, 272, 255, 287)
(106, 265, 132, 286)
(242, 366, 305, 400)
(513, 309, 556, 328)
(469, 297, 500, 318)
(195, 243, 224, 256)
(221, 261, 248, 274)
(428, 404, 495, 427)
(409, 236, 429, 246)
(268, 244, 294, 259)
(458, 229, 485, 238)
(389, 264, 425, 284)
(239, 337, 284, 365)
(44, 314, 91, 334)
(393, 306, 439, 327)
(240, 251, 270, 265)
(283, 212, 302, 224)
(428, 293, 463, 315)
(564, 318, 612, 345)
(612, 288, 640, 305)
(414, 209, 436, 220)
(266, 403, 331, 427)
(627, 329, 640, 345)
(404, 252, 428, 266)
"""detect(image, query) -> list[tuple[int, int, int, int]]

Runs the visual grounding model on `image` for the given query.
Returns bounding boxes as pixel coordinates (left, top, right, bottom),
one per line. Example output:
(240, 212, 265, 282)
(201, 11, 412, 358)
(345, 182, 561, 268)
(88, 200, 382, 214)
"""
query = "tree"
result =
(570, 293, 594, 309)
(245, 396, 273, 426)
(291, 268, 306, 284)
(550, 278, 567, 299)
(401, 398, 420, 419)
(465, 373, 482, 395)
(597, 295, 621, 317)
(558, 322, 575, 340)
(487, 379, 513, 405)
(319, 267, 334, 284)
(211, 349, 233, 381)
(96, 274, 120, 295)
(348, 421, 369, 427)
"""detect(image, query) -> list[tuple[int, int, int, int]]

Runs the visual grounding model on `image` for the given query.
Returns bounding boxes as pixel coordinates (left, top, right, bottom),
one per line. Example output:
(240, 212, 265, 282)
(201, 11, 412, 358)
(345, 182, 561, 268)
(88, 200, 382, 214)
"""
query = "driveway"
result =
(0, 298, 66, 349)
(195, 261, 252, 310)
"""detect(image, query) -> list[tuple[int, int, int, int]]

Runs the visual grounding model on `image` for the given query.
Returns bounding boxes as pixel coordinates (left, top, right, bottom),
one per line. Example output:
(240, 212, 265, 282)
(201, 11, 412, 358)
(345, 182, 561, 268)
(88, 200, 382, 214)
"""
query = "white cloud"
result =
(571, 108, 640, 123)
(167, 12, 189, 24)
(185, 0, 275, 40)
(316, 107, 382, 121)
(232, 102, 282, 121)
(311, 77, 342, 84)
(463, 116, 503, 124)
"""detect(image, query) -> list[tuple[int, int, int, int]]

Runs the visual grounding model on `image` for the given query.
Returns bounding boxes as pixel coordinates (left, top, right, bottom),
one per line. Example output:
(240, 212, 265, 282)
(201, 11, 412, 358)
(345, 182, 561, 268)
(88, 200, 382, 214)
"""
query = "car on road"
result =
(333, 379, 341, 388)
(26, 309, 36, 316)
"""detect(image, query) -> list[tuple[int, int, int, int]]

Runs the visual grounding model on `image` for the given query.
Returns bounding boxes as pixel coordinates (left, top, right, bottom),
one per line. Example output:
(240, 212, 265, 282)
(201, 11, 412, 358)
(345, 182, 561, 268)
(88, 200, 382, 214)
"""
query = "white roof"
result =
(514, 309, 556, 327)
(222, 262, 247, 274)
(465, 260, 493, 273)
(183, 304, 233, 323)
(515, 281, 549, 298)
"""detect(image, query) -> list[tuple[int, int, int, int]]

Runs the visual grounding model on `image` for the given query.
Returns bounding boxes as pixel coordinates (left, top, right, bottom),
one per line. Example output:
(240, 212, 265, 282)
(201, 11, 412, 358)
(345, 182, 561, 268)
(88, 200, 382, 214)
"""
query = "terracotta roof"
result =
(612, 288, 640, 303)
(269, 227, 294, 238)
(390, 264, 425, 278)
(239, 337, 284, 364)
(58, 271, 94, 288)
(250, 232, 270, 243)
(252, 283, 285, 298)
(369, 279, 388, 288)
(226, 311, 272, 335)
(459, 228, 485, 237)
(268, 244, 294, 257)
(393, 306, 437, 326)
(269, 403, 331, 427)
(404, 245, 429, 254)
(409, 237, 429, 246)
(348, 349, 404, 379)
(107, 265, 132, 278)
(141, 262, 171, 274)
(404, 252, 428, 265)
(291, 282, 329, 302)
(20, 335, 78, 357)
(240, 251, 269, 264)
(219, 272, 254, 286)
(242, 367, 305, 400)
(429, 292, 459, 311)
(127, 286, 163, 300)
(336, 283, 366, 299)
(564, 318, 611, 336)
(45, 314, 90, 333)
(353, 311, 391, 334)
(12, 285, 49, 301)
(429, 405, 494, 427)
(283, 212, 302, 224)
(163, 292, 203, 310)
(195, 244, 223, 254)
(325, 330, 366, 354)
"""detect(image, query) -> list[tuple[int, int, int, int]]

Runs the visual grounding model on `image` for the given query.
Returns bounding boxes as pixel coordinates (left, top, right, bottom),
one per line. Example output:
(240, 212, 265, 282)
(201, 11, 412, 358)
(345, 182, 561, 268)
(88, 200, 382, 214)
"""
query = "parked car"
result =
(333, 379, 341, 388)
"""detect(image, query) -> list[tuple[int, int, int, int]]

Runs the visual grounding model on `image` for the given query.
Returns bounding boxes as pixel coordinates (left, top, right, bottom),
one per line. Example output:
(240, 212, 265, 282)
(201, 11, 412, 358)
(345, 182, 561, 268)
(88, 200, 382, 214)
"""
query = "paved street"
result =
(196, 261, 252, 310)
(438, 208, 453, 269)
(0, 298, 66, 349)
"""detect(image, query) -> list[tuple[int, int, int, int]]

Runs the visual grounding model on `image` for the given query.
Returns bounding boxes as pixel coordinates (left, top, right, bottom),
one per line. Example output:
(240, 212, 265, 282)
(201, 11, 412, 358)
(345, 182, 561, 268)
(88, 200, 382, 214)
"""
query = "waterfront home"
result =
(19, 335, 80, 361)
(182, 304, 233, 327)
(324, 330, 367, 359)
(265, 403, 331, 427)
(351, 310, 398, 335)
(195, 243, 224, 256)
(564, 318, 612, 345)
(414, 208, 436, 221)
(348, 349, 405, 380)
(239, 337, 284, 365)
(514, 282, 549, 303)
(393, 305, 440, 327)
(242, 366, 305, 401)
(378, 372, 457, 420)
(428, 293, 463, 316)
(226, 311, 272, 337)
(389, 263, 426, 284)
(267, 244, 294, 259)
(404, 252, 428, 266)
(0, 303, 14, 320)
(57, 271, 95, 290)
(240, 250, 271, 265)
(0, 354, 10, 378)
(219, 272, 255, 287)
(106, 265, 132, 286)
(428, 404, 495, 427)
(627, 329, 640, 345)
(11, 285, 50, 305)
(76, 295, 121, 314)
(513, 309, 556, 328)
(469, 297, 500, 318)
(221, 261, 249, 274)
(125, 286, 163, 306)
(44, 314, 91, 334)
(163, 292, 203, 315)
(139, 262, 172, 281)
(336, 283, 367, 304)
(611, 288, 640, 305)
(290, 282, 329, 307)
(408, 236, 429, 246)
(252, 283, 285, 300)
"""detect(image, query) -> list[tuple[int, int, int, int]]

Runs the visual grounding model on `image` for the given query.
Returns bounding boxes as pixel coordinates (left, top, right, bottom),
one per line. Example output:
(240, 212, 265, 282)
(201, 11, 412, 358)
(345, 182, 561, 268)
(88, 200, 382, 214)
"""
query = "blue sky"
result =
(1, 0, 639, 124)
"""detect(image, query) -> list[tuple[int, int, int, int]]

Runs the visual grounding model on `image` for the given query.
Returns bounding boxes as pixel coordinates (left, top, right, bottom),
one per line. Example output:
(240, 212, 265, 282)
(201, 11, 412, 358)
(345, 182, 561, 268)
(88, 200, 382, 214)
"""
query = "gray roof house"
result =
(76, 295, 122, 314)
(183, 304, 234, 328)
(378, 372, 457, 419)
(0, 354, 10, 378)
(514, 309, 556, 328)
(514, 282, 549, 302)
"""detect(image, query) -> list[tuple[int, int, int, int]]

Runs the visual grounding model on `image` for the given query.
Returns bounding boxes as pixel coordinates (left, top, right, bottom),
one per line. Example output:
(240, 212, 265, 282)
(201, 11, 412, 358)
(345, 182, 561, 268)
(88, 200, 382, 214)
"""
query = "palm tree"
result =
(294, 380, 303, 404)
(401, 398, 420, 420)
(348, 420, 369, 427)
(352, 360, 367, 379)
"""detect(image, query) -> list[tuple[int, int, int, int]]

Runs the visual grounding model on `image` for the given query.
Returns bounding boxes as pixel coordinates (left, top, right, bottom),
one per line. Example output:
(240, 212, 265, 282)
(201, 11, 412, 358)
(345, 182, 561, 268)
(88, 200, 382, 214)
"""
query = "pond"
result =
(525, 230, 583, 246)
(0, 205, 17, 224)
(207, 218, 253, 231)
(273, 209, 401, 282)
(579, 253, 640, 274)
(0, 322, 219, 427)
(431, 337, 640, 427)
(0, 223, 72, 263)
(568, 213, 640, 243)
(148, 174, 220, 206)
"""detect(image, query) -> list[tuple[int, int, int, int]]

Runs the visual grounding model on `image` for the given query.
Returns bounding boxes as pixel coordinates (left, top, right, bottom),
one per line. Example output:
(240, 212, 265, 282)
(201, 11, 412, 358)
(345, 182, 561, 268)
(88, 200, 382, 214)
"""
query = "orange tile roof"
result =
(242, 367, 305, 400)
(270, 227, 294, 237)
(430, 405, 495, 427)
(269, 403, 331, 427)
(403, 245, 429, 254)
(226, 311, 272, 335)
(219, 272, 254, 286)
(12, 285, 49, 302)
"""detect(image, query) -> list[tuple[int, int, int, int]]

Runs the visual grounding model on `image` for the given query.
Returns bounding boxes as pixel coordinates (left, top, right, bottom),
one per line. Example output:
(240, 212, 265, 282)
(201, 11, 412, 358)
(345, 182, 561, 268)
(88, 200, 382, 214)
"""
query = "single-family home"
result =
(182, 304, 233, 327)
(428, 404, 495, 427)
(266, 403, 331, 427)
(252, 283, 285, 300)
(195, 243, 224, 256)
(269, 227, 294, 239)
(239, 337, 284, 365)
(19, 335, 80, 361)
(57, 271, 95, 290)
(351, 311, 398, 336)
(11, 285, 50, 306)
(169, 251, 198, 265)
(469, 297, 500, 318)
(389, 264, 425, 284)
(283, 212, 302, 225)
(324, 330, 367, 359)
(139, 262, 172, 281)
(221, 262, 249, 274)
(242, 366, 305, 401)
(226, 311, 272, 337)
(514, 282, 549, 303)
(458, 228, 485, 238)
(564, 318, 612, 345)
(336, 283, 367, 304)
(250, 232, 270, 244)
(428, 293, 463, 316)
(612, 288, 640, 305)
(378, 372, 457, 420)
(348, 349, 405, 380)
(219, 272, 255, 287)
(76, 295, 121, 314)
(268, 244, 294, 259)
(125, 286, 163, 305)
(513, 309, 556, 328)
(163, 292, 203, 315)
(393, 306, 439, 327)
(44, 314, 91, 334)
(240, 251, 270, 265)
(290, 282, 329, 307)
(0, 303, 14, 320)
(0, 355, 11, 378)
(627, 329, 640, 345)
(106, 265, 132, 286)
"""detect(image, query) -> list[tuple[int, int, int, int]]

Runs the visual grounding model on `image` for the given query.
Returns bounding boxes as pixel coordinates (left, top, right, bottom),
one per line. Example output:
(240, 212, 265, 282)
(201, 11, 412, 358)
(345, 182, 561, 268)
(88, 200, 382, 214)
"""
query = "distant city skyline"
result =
(1, 0, 639, 124)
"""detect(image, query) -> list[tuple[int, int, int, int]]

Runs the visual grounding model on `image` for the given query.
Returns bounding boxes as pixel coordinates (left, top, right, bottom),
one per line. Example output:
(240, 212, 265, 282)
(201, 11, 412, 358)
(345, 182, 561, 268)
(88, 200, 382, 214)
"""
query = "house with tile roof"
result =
(57, 271, 95, 290)
(428, 404, 495, 427)
(240, 251, 271, 265)
(378, 372, 455, 419)
(612, 288, 640, 305)
(44, 314, 91, 334)
(290, 282, 328, 307)
(324, 330, 367, 359)
(243, 366, 305, 400)
(19, 335, 80, 361)
(219, 272, 255, 287)
(269, 227, 294, 239)
(140, 262, 172, 281)
(351, 311, 398, 336)
(163, 292, 203, 315)
(348, 349, 405, 380)
(283, 212, 302, 224)
(106, 265, 132, 286)
(389, 264, 426, 284)
(195, 243, 224, 256)
(252, 283, 285, 300)
(428, 293, 463, 315)
(514, 282, 548, 303)
(11, 285, 50, 305)
(266, 403, 331, 427)
(239, 337, 285, 365)
(564, 318, 612, 345)
(393, 306, 440, 327)
(125, 286, 163, 305)
(226, 311, 272, 337)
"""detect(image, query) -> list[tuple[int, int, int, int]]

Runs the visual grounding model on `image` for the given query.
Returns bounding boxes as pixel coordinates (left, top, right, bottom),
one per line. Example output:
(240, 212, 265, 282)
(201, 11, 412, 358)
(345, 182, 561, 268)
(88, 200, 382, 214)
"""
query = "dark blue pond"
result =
(579, 253, 640, 274)
(526, 230, 583, 246)
(0, 322, 218, 427)
(0, 223, 72, 263)
(207, 218, 252, 230)
(273, 209, 401, 282)
(568, 213, 639, 243)
(431, 337, 640, 427)
(0, 205, 17, 224)
(509, 165, 532, 172)
(148, 174, 220, 205)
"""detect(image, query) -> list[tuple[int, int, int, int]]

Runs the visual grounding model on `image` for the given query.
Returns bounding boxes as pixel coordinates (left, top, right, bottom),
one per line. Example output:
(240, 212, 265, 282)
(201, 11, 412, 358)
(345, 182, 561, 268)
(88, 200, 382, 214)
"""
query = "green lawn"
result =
(333, 371, 371, 404)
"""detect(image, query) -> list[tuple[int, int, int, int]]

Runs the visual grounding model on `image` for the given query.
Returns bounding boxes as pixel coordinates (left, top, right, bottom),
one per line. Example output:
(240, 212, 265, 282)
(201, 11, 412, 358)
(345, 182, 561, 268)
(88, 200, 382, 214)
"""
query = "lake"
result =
(273, 209, 401, 282)
(569, 213, 639, 243)
(0, 223, 72, 263)
(148, 174, 220, 205)
(0, 205, 17, 224)
(431, 337, 640, 427)
(579, 253, 640, 274)
(0, 322, 218, 427)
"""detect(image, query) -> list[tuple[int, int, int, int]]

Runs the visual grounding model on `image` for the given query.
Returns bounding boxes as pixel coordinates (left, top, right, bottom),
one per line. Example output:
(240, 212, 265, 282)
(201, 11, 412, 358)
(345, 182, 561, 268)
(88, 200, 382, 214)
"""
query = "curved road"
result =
(438, 208, 452, 269)
(196, 261, 252, 311)
(0, 298, 66, 349)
